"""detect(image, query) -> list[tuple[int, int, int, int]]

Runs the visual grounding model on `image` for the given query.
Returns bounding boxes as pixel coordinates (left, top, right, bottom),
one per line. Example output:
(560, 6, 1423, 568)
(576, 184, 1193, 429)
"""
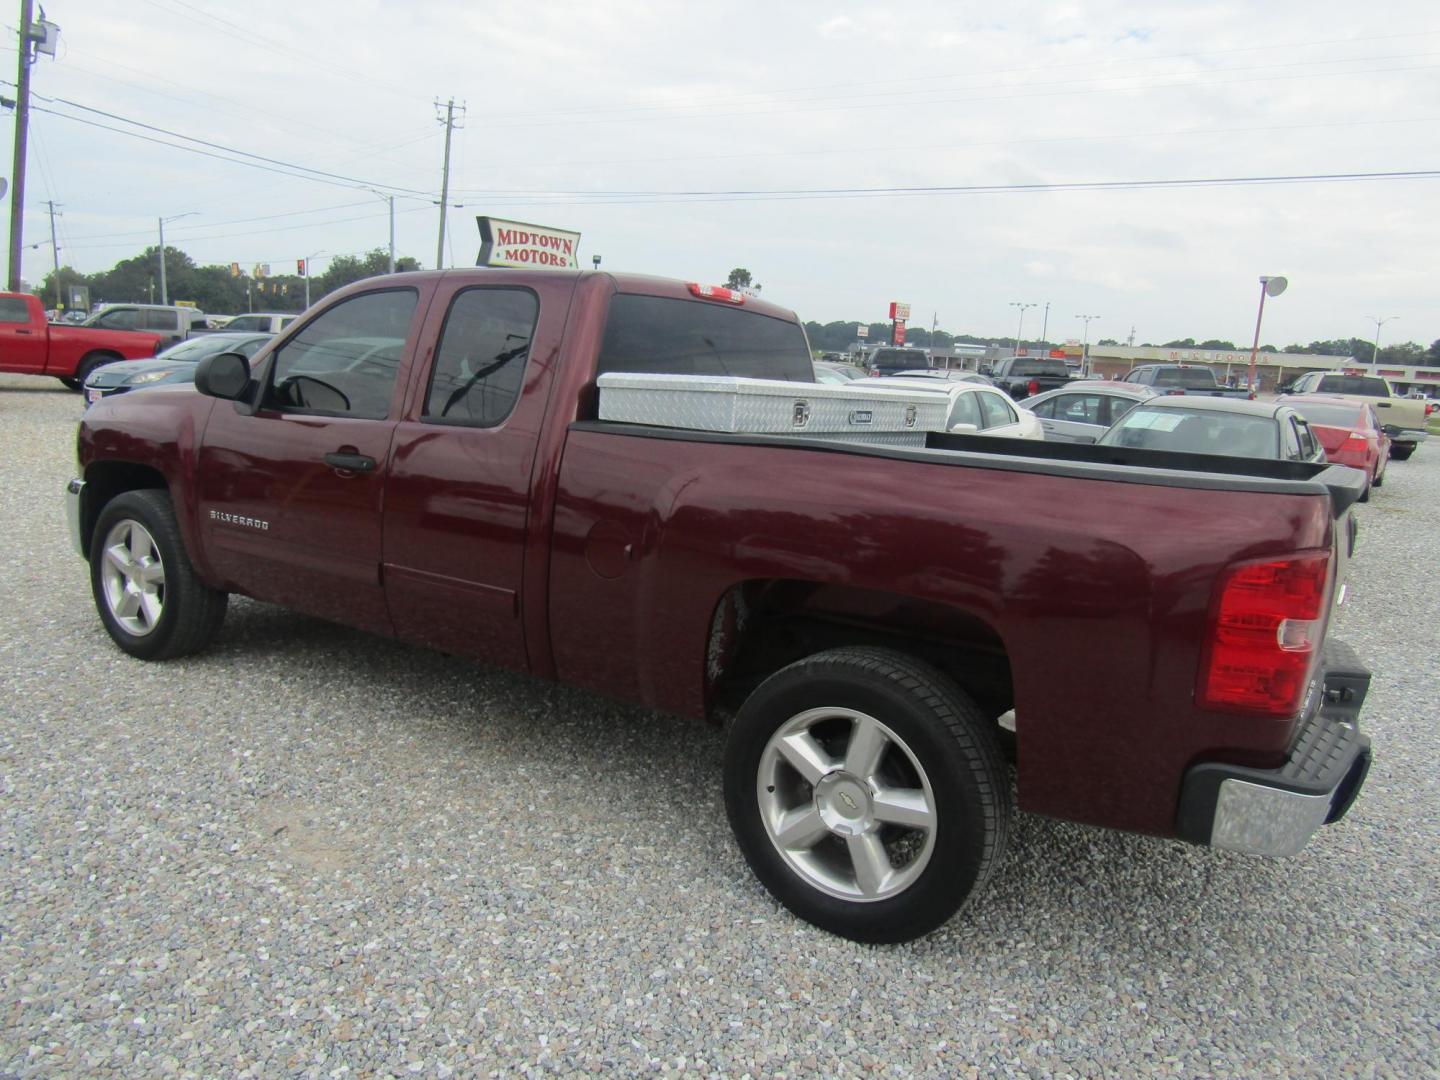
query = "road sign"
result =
(888, 302, 911, 321)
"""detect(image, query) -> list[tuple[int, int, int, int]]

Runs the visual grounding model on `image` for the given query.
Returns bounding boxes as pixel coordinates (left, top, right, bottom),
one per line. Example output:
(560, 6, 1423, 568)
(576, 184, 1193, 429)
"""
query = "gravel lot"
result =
(2, 372, 1436, 1078)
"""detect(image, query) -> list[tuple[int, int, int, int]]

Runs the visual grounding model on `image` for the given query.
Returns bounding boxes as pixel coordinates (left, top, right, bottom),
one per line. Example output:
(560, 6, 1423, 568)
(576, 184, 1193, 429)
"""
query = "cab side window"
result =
(1026, 397, 1055, 419)
(263, 289, 417, 420)
(95, 308, 138, 331)
(1282, 418, 1303, 460)
(977, 392, 1018, 429)
(141, 310, 178, 332)
(947, 391, 982, 428)
(424, 288, 538, 427)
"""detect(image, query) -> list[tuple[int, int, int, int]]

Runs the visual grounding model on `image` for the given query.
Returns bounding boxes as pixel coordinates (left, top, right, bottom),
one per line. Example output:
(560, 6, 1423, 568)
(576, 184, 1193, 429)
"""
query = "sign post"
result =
(888, 301, 910, 347)
(477, 217, 582, 269)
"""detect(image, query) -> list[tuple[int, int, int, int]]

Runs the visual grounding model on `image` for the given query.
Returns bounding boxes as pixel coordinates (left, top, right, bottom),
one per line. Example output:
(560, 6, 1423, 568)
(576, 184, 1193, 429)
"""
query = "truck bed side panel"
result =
(549, 428, 1333, 836)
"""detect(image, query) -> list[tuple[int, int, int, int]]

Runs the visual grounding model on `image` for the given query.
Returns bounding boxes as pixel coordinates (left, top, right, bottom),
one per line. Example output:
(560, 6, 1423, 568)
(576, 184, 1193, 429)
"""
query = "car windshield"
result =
(154, 336, 251, 361)
(1289, 402, 1364, 428)
(1100, 407, 1279, 458)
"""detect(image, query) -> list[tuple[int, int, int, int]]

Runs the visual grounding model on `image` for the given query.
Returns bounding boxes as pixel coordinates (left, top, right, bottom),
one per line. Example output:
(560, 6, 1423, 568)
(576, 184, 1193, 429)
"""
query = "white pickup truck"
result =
(1283, 372, 1430, 460)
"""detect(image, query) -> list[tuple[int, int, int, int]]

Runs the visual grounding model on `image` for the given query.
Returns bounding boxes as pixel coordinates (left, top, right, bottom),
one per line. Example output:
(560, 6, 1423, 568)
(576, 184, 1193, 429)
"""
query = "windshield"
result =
(156, 336, 255, 361)
(1100, 406, 1279, 458)
(1152, 367, 1218, 388)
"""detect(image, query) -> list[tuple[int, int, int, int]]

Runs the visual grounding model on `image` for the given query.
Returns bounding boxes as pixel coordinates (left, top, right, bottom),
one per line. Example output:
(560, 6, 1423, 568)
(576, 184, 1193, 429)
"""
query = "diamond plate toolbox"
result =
(596, 373, 949, 434)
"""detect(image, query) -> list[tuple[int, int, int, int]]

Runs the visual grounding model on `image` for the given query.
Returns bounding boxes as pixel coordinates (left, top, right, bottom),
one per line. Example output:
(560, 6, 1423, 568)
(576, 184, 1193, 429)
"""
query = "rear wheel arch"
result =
(704, 579, 1015, 724)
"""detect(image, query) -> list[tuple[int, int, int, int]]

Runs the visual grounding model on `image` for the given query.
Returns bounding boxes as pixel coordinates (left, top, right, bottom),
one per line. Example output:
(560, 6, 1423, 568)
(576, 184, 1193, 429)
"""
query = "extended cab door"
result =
(381, 277, 574, 671)
(196, 285, 426, 634)
(0, 295, 46, 372)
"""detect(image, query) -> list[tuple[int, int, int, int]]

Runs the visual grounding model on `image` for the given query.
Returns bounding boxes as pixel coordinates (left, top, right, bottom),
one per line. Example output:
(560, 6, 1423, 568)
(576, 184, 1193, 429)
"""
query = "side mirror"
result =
(949, 422, 979, 434)
(194, 352, 252, 401)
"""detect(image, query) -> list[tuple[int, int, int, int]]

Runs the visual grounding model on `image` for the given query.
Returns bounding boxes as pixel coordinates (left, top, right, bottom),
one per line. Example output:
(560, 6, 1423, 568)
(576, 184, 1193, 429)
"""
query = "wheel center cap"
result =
(814, 772, 874, 837)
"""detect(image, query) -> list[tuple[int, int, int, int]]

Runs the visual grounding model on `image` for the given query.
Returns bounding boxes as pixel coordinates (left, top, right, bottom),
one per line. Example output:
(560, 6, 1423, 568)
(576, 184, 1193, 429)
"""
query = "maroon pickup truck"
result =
(0, 292, 162, 388)
(66, 270, 1373, 943)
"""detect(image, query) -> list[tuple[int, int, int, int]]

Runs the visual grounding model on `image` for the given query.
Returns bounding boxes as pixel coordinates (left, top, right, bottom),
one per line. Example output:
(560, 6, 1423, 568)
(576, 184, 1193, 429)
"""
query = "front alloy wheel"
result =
(99, 518, 166, 635)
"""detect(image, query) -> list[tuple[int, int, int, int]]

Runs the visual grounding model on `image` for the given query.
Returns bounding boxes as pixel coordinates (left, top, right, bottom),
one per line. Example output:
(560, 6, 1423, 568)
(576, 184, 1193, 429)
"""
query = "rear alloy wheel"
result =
(90, 489, 228, 660)
(724, 647, 1011, 943)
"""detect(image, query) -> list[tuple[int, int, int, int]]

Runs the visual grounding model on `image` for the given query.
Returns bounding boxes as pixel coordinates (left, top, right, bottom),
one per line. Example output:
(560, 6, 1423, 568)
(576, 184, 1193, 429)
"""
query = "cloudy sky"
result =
(7, 1, 1439, 347)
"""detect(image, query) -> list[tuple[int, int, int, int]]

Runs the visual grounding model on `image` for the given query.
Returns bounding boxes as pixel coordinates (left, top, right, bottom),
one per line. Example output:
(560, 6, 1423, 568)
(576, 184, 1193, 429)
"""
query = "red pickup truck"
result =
(66, 270, 1374, 943)
(0, 292, 163, 388)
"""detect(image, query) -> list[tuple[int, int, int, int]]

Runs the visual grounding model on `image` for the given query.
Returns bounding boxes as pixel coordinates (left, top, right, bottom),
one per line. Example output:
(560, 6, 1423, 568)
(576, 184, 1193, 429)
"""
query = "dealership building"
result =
(1084, 345, 1440, 396)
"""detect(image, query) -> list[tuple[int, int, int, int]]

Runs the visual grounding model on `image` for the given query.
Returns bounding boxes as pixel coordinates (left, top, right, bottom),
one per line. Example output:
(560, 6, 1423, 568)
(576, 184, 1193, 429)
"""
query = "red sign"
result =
(893, 322, 907, 345)
(1016, 347, 1029, 357)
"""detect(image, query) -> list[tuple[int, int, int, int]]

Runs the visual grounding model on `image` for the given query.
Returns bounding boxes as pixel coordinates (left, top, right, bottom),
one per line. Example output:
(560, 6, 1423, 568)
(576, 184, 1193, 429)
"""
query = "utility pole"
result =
(435, 98, 465, 270)
(45, 198, 61, 308)
(156, 212, 196, 306)
(368, 189, 395, 273)
(1040, 301, 1050, 348)
(8, 1, 35, 292)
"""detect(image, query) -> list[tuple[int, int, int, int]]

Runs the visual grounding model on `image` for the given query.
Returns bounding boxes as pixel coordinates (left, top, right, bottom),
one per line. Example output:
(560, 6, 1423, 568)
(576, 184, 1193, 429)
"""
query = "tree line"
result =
(39, 246, 421, 316)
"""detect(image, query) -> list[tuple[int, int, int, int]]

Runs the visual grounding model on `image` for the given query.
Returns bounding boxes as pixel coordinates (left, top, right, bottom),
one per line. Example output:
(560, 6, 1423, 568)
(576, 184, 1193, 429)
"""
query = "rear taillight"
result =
(1165, 389, 1186, 396)
(1341, 434, 1367, 451)
(686, 282, 745, 305)
(1198, 552, 1331, 717)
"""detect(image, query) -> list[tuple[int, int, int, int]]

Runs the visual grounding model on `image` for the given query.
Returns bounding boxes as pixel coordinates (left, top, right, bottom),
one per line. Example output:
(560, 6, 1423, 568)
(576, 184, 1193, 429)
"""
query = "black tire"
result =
(724, 646, 1011, 944)
(89, 489, 228, 660)
(68, 352, 118, 393)
(1390, 444, 1415, 461)
(58, 376, 81, 390)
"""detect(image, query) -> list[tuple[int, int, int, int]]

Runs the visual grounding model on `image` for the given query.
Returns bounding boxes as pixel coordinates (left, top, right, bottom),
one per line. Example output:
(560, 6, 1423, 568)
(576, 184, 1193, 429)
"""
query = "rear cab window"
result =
(596, 294, 812, 381)
(1317, 375, 1390, 397)
(1152, 367, 1219, 388)
(1007, 358, 1069, 378)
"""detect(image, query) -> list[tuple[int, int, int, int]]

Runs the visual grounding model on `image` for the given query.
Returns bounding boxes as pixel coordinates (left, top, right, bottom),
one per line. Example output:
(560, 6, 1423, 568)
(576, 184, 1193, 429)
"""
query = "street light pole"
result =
(1247, 275, 1288, 393)
(1008, 301, 1036, 354)
(300, 251, 324, 310)
(1366, 315, 1398, 364)
(1040, 301, 1050, 348)
(157, 212, 196, 305)
(1076, 314, 1100, 376)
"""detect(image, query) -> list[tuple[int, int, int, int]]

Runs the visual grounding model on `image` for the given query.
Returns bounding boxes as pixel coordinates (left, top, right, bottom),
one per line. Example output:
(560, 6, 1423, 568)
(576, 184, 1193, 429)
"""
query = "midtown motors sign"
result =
(476, 217, 582, 269)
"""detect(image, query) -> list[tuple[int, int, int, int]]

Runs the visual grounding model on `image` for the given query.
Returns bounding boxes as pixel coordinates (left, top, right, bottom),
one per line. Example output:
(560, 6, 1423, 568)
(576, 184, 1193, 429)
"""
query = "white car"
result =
(881, 376, 1044, 440)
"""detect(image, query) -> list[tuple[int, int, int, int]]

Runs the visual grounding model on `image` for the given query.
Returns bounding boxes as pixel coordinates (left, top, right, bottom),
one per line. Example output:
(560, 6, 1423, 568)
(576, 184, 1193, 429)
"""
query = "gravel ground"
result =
(1, 373, 1436, 1078)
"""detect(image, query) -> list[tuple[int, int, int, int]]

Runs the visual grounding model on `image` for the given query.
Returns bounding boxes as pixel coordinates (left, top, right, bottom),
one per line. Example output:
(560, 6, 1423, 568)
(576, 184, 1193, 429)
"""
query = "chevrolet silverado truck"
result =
(0, 292, 163, 389)
(1282, 371, 1429, 460)
(987, 355, 1072, 400)
(65, 270, 1374, 943)
(1120, 363, 1255, 399)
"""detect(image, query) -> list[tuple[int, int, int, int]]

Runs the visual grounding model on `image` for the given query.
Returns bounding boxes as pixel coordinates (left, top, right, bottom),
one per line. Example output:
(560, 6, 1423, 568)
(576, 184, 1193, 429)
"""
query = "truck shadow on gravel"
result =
(209, 598, 1295, 953)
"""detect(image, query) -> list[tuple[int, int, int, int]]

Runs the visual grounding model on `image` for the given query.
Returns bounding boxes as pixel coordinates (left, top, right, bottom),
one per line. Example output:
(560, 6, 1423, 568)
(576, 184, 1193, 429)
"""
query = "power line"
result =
(61, 201, 380, 243)
(39, 94, 436, 195)
(450, 115, 1440, 179)
(468, 29, 1440, 121)
(449, 170, 1440, 208)
(478, 60, 1440, 130)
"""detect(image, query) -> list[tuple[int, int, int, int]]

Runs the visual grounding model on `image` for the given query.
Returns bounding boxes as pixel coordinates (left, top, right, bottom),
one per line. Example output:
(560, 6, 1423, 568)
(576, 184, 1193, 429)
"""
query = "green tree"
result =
(314, 249, 421, 300)
(724, 267, 752, 290)
(1198, 339, 1237, 350)
(1428, 339, 1440, 364)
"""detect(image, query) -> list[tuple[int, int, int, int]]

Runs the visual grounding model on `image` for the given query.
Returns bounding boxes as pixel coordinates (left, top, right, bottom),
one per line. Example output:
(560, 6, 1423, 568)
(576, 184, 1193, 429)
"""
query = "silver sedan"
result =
(1019, 382, 1157, 442)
